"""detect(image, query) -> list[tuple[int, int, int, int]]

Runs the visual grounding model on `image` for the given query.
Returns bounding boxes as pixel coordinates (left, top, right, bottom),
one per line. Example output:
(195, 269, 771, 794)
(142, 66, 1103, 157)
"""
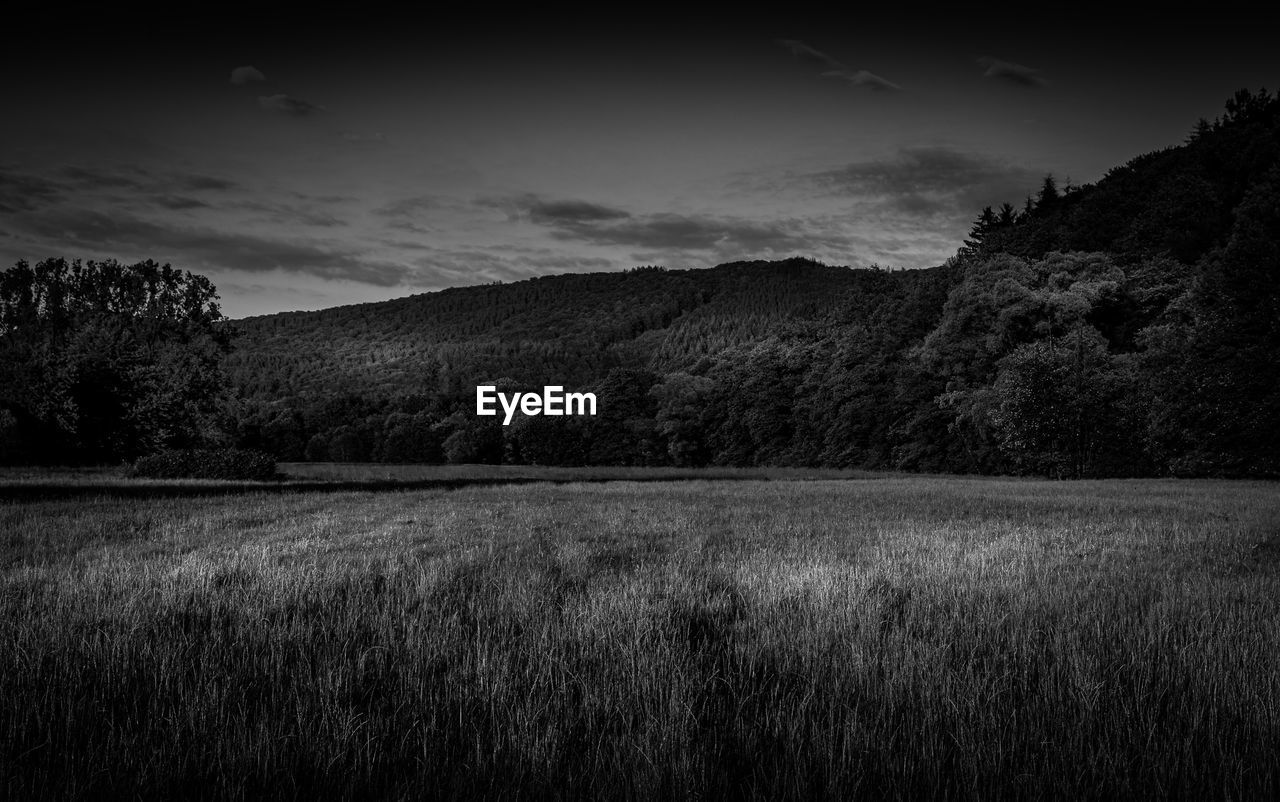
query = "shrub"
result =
(129, 448, 278, 481)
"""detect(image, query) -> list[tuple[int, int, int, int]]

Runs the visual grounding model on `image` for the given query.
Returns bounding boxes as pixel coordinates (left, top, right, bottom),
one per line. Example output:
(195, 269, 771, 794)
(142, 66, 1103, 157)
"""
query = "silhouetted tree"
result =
(996, 202, 1018, 227)
(963, 206, 998, 253)
(1036, 174, 1060, 210)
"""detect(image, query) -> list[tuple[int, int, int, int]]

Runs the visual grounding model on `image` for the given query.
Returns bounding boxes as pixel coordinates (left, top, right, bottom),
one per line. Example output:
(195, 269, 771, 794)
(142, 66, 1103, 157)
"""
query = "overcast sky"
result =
(2, 7, 1277, 318)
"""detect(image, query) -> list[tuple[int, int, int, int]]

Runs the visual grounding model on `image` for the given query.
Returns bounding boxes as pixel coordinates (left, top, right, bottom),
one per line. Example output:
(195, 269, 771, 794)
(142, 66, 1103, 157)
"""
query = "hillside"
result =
(227, 259, 881, 401)
(173, 89, 1280, 476)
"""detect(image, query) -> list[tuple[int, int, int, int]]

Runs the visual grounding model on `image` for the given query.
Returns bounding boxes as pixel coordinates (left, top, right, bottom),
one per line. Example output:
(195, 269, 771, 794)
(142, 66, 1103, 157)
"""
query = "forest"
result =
(2, 89, 1278, 477)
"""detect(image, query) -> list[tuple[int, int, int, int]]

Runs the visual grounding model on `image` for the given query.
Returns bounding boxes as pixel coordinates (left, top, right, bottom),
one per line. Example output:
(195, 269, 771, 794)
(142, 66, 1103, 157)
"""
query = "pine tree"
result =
(1036, 174, 1060, 209)
(963, 206, 998, 252)
(997, 202, 1018, 227)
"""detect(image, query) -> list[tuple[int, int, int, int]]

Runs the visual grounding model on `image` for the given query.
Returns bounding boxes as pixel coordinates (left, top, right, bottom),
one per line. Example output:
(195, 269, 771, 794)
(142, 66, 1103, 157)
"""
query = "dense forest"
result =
(4, 90, 1278, 477)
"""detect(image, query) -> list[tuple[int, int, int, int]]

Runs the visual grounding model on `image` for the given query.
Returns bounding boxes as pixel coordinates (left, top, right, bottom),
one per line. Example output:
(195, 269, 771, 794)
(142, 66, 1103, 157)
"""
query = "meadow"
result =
(3, 473, 1279, 799)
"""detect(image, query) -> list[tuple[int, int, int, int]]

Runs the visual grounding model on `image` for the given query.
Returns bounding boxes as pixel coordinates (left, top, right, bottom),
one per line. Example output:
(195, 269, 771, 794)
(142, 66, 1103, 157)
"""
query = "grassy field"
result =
(3, 474, 1279, 799)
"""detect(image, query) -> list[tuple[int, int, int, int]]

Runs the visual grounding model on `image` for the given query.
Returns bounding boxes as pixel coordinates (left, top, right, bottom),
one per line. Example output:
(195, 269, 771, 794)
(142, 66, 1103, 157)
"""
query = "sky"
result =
(2, 6, 1278, 318)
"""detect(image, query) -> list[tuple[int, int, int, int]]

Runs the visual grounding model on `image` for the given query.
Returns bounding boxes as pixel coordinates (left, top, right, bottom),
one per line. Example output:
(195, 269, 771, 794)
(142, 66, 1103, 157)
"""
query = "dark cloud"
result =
(776, 39, 844, 71)
(0, 169, 63, 213)
(10, 208, 407, 286)
(525, 198, 631, 225)
(486, 193, 850, 255)
(375, 195, 446, 218)
(554, 212, 854, 257)
(820, 69, 902, 92)
(977, 56, 1047, 88)
(778, 39, 901, 92)
(549, 213, 806, 252)
(56, 165, 236, 194)
(61, 165, 144, 190)
(1, 165, 239, 216)
(477, 194, 632, 226)
(230, 66, 266, 85)
(803, 146, 1040, 218)
(153, 195, 210, 210)
(383, 239, 436, 251)
(258, 94, 324, 116)
(178, 174, 238, 191)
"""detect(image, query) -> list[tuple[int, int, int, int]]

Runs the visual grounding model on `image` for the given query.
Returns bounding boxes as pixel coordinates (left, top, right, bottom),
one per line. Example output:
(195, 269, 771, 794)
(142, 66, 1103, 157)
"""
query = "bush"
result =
(129, 448, 278, 481)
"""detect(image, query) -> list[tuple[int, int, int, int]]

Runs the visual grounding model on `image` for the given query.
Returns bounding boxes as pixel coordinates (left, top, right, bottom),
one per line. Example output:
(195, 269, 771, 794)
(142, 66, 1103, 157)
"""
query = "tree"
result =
(506, 414, 589, 466)
(582, 368, 662, 465)
(986, 328, 1140, 478)
(962, 206, 998, 253)
(996, 202, 1018, 227)
(377, 411, 443, 463)
(1186, 117, 1212, 144)
(651, 373, 716, 467)
(1222, 87, 1274, 126)
(0, 258, 235, 463)
(1036, 174, 1060, 210)
(919, 252, 1130, 475)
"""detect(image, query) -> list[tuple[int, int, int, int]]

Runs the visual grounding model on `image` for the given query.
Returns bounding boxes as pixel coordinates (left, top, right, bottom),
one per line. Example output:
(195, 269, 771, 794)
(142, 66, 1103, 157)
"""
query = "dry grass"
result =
(3, 476, 1279, 799)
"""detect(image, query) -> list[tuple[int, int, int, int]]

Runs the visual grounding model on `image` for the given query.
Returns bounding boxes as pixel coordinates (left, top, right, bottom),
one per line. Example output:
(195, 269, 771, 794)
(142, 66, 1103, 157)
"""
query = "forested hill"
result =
(227, 259, 893, 401)
(225, 89, 1280, 477)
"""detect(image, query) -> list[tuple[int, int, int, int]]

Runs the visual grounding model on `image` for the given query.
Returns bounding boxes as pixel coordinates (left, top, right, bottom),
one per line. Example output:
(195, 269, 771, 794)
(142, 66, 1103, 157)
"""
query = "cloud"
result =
(0, 168, 63, 213)
(376, 195, 445, 218)
(778, 38, 901, 92)
(483, 194, 632, 226)
(540, 207, 842, 254)
(2, 164, 239, 217)
(528, 198, 631, 225)
(777, 39, 844, 71)
(551, 213, 811, 252)
(178, 173, 238, 191)
(230, 66, 266, 85)
(153, 195, 210, 210)
(58, 165, 237, 194)
(8, 207, 407, 286)
(821, 69, 902, 92)
(802, 146, 1040, 218)
(257, 94, 324, 116)
(61, 165, 144, 190)
(374, 195, 474, 233)
(238, 200, 347, 228)
(476, 194, 849, 264)
(977, 56, 1047, 88)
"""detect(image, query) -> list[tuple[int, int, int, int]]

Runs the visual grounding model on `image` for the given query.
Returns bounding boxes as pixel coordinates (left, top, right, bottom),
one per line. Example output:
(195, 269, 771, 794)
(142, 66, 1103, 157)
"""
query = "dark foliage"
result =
(0, 258, 235, 464)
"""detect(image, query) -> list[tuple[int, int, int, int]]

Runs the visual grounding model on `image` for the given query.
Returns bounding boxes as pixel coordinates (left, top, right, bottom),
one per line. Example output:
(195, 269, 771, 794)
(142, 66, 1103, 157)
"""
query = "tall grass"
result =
(3, 477, 1279, 799)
